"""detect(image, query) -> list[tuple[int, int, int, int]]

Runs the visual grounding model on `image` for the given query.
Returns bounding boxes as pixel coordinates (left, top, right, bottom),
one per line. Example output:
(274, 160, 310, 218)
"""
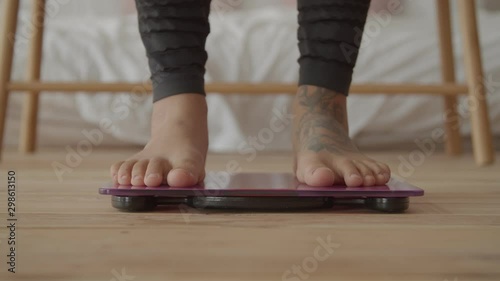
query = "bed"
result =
(5, 0, 500, 152)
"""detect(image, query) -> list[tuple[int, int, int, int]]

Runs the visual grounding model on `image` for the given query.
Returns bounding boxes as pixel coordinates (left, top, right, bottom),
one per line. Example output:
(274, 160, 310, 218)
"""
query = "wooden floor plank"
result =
(0, 149, 499, 281)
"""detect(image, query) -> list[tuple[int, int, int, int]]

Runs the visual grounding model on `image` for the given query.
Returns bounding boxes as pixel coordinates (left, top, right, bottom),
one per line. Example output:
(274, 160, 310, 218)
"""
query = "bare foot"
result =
(110, 94, 208, 187)
(293, 86, 391, 187)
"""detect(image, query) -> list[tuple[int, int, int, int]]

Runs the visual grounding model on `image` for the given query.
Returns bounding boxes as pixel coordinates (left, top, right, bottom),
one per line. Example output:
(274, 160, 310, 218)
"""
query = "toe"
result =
(308, 167, 336, 187)
(377, 162, 391, 182)
(131, 159, 149, 186)
(335, 159, 363, 187)
(110, 161, 124, 184)
(363, 160, 388, 185)
(168, 169, 197, 187)
(354, 161, 376, 187)
(168, 158, 202, 187)
(117, 160, 137, 185)
(304, 163, 335, 186)
(296, 156, 335, 186)
(144, 157, 168, 187)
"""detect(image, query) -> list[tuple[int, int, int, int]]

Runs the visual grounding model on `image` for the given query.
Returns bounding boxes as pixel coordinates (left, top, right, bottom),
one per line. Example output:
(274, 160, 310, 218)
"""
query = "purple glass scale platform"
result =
(99, 172, 424, 198)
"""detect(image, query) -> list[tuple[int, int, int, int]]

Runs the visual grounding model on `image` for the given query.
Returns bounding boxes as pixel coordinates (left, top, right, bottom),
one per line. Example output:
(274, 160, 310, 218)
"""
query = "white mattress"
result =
(5, 0, 500, 152)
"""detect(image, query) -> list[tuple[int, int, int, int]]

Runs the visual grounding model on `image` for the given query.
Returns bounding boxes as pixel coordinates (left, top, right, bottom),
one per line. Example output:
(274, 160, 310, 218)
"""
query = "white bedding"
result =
(5, 0, 500, 152)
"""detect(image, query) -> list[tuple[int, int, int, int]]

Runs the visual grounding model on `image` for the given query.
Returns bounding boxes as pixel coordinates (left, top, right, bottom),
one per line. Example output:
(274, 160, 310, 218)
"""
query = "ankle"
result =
(294, 85, 349, 131)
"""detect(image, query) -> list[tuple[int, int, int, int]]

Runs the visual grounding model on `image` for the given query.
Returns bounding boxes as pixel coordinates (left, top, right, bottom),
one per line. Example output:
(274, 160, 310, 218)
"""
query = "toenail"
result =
(350, 174, 361, 179)
(309, 168, 319, 175)
(133, 175, 142, 181)
(120, 175, 128, 180)
(147, 173, 159, 179)
(173, 169, 196, 179)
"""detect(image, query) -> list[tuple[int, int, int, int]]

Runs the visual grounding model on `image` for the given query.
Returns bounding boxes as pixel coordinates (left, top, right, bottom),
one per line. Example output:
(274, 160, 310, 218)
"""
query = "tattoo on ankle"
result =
(295, 86, 357, 154)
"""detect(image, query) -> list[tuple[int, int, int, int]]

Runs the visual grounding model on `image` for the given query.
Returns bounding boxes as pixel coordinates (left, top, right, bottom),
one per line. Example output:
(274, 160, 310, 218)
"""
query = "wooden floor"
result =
(0, 148, 499, 281)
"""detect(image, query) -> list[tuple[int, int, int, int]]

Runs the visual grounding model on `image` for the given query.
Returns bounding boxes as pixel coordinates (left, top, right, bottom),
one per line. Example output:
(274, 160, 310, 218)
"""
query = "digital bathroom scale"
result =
(99, 172, 424, 213)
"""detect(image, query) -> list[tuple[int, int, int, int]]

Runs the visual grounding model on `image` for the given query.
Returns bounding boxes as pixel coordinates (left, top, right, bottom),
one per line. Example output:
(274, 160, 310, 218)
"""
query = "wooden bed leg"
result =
(0, 0, 20, 160)
(457, 0, 495, 166)
(436, 0, 462, 156)
(19, 0, 46, 153)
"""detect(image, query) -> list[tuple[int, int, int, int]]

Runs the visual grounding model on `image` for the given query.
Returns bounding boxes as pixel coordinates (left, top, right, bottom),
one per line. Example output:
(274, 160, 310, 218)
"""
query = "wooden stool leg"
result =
(19, 0, 46, 153)
(436, 0, 462, 156)
(0, 0, 20, 160)
(457, 0, 495, 165)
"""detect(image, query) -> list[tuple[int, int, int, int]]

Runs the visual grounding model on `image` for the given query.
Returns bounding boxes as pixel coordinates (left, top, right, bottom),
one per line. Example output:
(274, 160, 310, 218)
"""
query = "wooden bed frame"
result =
(0, 0, 495, 165)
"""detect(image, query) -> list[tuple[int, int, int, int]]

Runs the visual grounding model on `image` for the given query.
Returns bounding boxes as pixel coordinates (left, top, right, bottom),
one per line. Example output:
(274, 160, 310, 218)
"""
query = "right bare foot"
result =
(110, 94, 208, 187)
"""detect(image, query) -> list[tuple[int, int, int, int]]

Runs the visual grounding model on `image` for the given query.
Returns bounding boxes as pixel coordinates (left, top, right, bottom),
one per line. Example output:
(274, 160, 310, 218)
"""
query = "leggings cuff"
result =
(152, 73, 205, 102)
(299, 58, 353, 96)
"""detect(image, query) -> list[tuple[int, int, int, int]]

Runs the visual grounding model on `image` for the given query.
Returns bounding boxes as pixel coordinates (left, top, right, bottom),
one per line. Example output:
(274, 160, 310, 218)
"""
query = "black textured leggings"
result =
(135, 0, 371, 102)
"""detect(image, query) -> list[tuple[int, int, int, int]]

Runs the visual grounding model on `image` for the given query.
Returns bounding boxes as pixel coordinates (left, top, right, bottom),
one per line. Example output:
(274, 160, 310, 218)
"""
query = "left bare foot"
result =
(292, 85, 391, 187)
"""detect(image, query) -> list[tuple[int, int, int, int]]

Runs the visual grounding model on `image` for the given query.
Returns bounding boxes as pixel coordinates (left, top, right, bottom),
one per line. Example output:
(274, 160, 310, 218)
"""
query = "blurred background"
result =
(3, 0, 500, 152)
